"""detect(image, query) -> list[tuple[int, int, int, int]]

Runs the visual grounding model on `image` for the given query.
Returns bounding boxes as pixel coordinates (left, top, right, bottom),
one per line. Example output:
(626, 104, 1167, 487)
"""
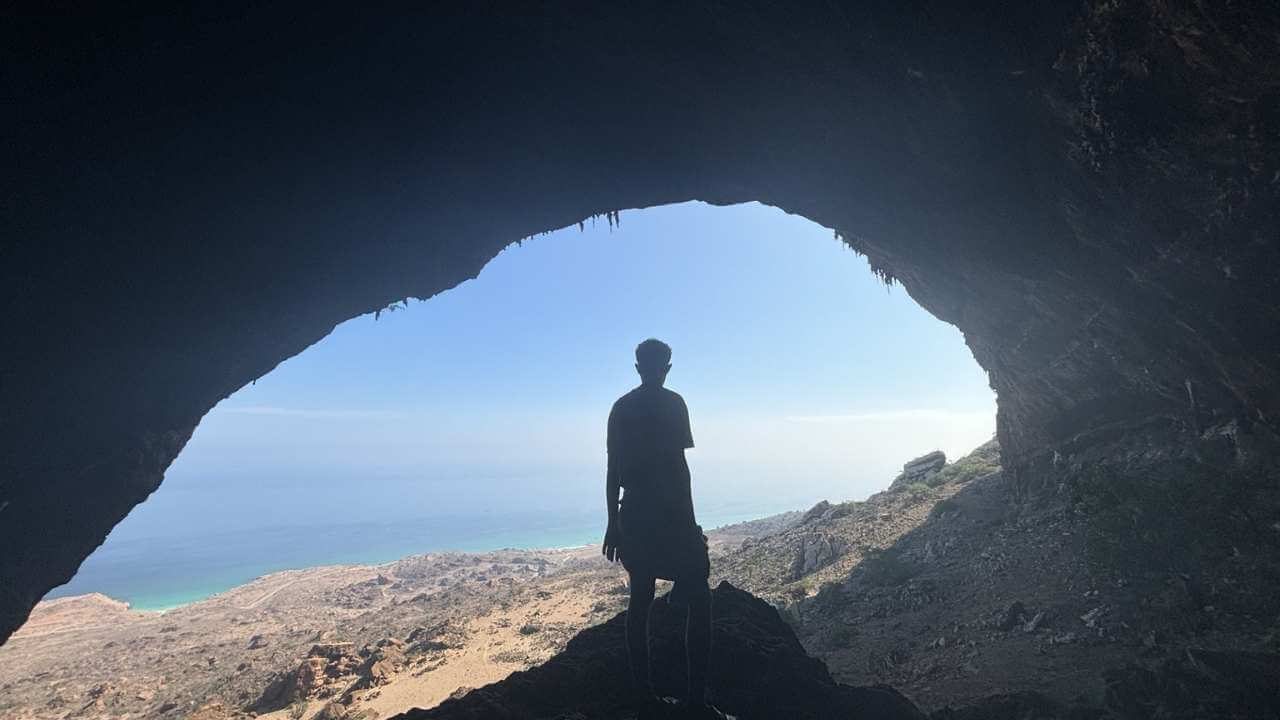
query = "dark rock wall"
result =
(3, 2, 1277, 644)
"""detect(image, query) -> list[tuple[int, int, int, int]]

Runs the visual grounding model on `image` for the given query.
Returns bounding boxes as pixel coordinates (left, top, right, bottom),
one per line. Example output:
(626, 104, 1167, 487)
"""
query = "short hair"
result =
(635, 338, 672, 367)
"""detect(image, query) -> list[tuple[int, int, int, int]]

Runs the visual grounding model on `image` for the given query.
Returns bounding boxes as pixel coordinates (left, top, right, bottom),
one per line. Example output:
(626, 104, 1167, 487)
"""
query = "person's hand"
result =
(602, 521, 621, 563)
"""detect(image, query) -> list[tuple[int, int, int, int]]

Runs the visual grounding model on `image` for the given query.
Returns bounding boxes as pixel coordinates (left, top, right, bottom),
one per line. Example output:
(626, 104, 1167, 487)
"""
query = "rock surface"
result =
(889, 452, 948, 491)
(790, 534, 848, 580)
(714, 438, 1280, 715)
(0, 526, 788, 720)
(394, 582, 926, 720)
(187, 703, 256, 720)
(4, 2, 1280, 646)
(3, 438, 1277, 718)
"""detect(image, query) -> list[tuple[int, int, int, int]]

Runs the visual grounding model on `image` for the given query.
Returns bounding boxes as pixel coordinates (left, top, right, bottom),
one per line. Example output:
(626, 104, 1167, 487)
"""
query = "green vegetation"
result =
(902, 482, 932, 502)
(826, 500, 865, 518)
(932, 443, 1000, 486)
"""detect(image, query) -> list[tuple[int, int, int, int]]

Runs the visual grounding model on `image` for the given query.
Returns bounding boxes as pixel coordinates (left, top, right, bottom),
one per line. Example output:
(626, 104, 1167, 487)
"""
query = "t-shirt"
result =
(607, 385, 695, 521)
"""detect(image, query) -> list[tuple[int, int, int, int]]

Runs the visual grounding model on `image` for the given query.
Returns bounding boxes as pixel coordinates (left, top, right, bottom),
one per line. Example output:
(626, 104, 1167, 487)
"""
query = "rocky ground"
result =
(0, 549, 606, 720)
(4, 440, 1277, 719)
(401, 582, 925, 720)
(0, 518, 794, 720)
(720, 438, 1280, 717)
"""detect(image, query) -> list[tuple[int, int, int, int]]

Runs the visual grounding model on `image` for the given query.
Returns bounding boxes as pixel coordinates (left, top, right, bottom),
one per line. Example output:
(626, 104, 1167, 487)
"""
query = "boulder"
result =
(296, 656, 330, 697)
(790, 534, 848, 579)
(310, 642, 356, 660)
(249, 672, 291, 712)
(800, 501, 831, 524)
(890, 451, 947, 491)
(995, 601, 1026, 632)
(393, 582, 925, 720)
(361, 644, 408, 686)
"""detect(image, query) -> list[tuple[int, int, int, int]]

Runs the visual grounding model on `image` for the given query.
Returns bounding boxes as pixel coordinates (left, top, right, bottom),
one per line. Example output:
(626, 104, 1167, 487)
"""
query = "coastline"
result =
(2, 543, 627, 718)
(41, 502, 793, 612)
(1, 505, 805, 718)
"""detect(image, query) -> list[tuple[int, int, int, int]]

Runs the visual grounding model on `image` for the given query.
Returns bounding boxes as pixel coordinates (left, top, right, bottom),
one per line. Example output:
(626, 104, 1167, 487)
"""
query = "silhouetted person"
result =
(602, 339, 726, 719)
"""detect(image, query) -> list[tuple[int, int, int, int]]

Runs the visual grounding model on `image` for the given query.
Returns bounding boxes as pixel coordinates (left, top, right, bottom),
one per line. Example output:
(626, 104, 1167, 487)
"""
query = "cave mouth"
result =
(37, 201, 995, 613)
(6, 5, 1280, 717)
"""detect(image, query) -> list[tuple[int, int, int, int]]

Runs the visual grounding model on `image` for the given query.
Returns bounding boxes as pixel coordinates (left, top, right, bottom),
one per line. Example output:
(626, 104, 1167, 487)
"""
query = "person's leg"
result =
(684, 580, 712, 708)
(626, 572, 657, 699)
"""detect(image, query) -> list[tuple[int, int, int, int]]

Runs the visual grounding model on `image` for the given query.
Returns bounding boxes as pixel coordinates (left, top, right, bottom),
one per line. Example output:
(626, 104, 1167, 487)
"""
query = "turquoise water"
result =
(45, 503, 790, 611)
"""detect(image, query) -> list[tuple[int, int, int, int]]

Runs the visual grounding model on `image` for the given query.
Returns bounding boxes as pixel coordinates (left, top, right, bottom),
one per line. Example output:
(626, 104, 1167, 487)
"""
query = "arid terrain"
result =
(0, 508, 799, 720)
(5, 439, 1276, 719)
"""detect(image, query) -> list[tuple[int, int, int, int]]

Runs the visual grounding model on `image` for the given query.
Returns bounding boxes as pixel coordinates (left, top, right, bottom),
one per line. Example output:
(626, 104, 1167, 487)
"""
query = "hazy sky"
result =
(114, 201, 995, 541)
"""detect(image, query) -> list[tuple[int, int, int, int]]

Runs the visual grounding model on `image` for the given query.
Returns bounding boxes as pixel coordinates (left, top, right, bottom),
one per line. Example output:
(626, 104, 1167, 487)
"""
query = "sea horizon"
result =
(42, 500, 801, 612)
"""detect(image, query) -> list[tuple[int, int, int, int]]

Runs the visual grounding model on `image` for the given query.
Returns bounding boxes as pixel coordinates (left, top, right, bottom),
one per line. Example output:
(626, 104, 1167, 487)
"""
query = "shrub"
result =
(932, 438, 1001, 486)
(933, 454, 999, 486)
(903, 482, 932, 502)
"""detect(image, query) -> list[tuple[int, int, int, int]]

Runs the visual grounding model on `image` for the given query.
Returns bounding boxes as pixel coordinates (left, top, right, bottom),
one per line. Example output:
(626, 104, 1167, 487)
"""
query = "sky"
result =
(109, 201, 995, 543)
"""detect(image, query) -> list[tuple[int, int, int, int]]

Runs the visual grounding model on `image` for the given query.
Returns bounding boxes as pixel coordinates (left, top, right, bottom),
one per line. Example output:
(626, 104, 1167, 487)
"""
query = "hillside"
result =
(712, 440, 1001, 605)
(718, 439, 1279, 716)
(4, 438, 1277, 719)
(0, 520, 792, 720)
(385, 438, 1277, 719)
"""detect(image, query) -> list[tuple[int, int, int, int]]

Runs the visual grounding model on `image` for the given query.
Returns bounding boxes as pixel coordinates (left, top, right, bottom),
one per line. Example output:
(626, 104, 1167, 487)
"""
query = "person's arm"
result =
(599, 448, 619, 556)
(606, 453, 621, 524)
(602, 407, 622, 562)
(602, 452, 622, 561)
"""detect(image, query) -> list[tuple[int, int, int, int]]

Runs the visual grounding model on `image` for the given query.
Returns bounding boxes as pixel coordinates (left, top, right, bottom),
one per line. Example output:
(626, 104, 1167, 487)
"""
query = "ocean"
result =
(43, 503, 791, 611)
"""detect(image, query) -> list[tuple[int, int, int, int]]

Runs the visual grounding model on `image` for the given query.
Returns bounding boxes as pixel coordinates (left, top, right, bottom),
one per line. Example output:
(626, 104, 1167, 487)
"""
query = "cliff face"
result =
(3, 2, 1279, 644)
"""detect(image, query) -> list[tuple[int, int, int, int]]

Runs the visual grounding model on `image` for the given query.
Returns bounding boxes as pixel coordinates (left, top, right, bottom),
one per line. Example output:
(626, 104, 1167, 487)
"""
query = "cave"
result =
(4, 1, 1278, 683)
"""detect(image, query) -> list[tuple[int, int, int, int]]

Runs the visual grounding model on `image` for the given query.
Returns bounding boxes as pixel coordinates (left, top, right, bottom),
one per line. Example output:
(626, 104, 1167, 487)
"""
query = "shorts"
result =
(617, 502, 711, 588)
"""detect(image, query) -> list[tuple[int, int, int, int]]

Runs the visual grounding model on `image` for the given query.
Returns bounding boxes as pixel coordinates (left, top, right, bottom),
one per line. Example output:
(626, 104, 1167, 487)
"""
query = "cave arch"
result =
(4, 3, 1278, 644)
(50, 201, 997, 608)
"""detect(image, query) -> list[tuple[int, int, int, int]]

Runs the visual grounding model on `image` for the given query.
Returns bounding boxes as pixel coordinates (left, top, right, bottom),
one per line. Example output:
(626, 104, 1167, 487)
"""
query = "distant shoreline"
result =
(4, 504, 809, 719)
(41, 504, 801, 613)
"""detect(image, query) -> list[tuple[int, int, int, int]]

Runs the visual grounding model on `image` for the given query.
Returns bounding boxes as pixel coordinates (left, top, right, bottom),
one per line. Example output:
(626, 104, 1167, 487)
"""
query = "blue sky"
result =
(115, 201, 995, 541)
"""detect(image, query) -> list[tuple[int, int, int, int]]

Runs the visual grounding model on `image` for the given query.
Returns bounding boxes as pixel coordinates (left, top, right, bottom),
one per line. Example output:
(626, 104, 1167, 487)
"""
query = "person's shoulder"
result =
(661, 387, 687, 406)
(612, 386, 643, 410)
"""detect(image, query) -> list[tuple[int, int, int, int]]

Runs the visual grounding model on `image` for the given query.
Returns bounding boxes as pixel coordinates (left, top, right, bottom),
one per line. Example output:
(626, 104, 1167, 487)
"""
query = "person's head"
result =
(634, 338, 672, 387)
